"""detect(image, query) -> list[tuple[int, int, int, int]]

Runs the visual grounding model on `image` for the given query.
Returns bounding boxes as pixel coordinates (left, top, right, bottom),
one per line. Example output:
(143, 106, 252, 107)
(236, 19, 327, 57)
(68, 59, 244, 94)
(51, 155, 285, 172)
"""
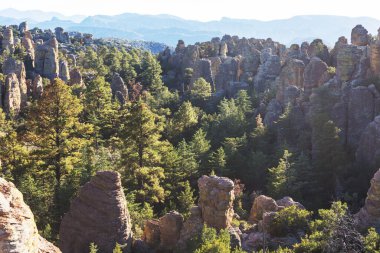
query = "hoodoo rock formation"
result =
(59, 171, 133, 253)
(0, 177, 61, 253)
(351, 24, 369, 46)
(356, 116, 380, 169)
(35, 37, 59, 79)
(356, 169, 380, 230)
(198, 175, 235, 229)
(111, 73, 129, 104)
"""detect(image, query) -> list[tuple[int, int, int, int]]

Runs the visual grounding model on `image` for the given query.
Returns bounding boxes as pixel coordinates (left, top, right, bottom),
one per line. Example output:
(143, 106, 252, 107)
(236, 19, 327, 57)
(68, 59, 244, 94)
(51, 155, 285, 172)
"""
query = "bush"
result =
(269, 205, 312, 237)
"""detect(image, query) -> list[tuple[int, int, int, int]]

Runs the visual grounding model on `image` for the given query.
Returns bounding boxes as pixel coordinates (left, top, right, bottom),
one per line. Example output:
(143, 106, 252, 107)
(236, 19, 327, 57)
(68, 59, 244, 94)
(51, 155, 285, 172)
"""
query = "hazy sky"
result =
(2, 0, 380, 21)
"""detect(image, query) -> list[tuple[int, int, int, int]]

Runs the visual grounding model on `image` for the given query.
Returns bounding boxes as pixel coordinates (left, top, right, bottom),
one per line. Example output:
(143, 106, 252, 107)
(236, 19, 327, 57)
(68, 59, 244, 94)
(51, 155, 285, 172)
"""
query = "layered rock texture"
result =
(198, 175, 235, 229)
(356, 169, 380, 230)
(356, 116, 380, 169)
(35, 37, 59, 79)
(0, 177, 61, 253)
(59, 171, 133, 253)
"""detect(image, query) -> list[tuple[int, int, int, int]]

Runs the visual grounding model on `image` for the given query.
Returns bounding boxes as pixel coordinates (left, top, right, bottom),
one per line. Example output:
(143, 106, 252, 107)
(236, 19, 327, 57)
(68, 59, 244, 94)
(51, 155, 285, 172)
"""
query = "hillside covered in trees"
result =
(1, 21, 380, 253)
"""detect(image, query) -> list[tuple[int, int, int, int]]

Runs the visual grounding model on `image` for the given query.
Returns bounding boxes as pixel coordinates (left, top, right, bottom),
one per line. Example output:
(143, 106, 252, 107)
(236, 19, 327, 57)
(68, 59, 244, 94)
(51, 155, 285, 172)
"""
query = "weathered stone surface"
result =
(59, 60, 70, 82)
(111, 73, 129, 104)
(22, 31, 35, 71)
(264, 99, 283, 126)
(351, 24, 369, 46)
(356, 116, 380, 169)
(198, 175, 235, 229)
(249, 195, 279, 222)
(59, 171, 133, 253)
(2, 27, 14, 53)
(3, 73, 21, 115)
(330, 36, 348, 67)
(35, 37, 59, 79)
(336, 45, 369, 83)
(0, 177, 61, 253)
(190, 59, 214, 89)
(19, 21, 28, 34)
(215, 56, 242, 91)
(32, 75, 43, 99)
(177, 206, 204, 251)
(159, 211, 183, 251)
(303, 57, 329, 98)
(55, 27, 70, 44)
(370, 42, 380, 78)
(276, 197, 305, 209)
(69, 68, 83, 87)
(254, 49, 281, 92)
(307, 39, 330, 64)
(143, 220, 160, 249)
(356, 168, 380, 230)
(2, 58, 28, 109)
(276, 58, 305, 104)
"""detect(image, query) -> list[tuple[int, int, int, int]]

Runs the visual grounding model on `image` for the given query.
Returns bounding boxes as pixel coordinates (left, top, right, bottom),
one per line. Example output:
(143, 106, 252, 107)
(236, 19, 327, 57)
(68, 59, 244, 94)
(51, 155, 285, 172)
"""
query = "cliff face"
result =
(59, 171, 133, 253)
(0, 177, 61, 253)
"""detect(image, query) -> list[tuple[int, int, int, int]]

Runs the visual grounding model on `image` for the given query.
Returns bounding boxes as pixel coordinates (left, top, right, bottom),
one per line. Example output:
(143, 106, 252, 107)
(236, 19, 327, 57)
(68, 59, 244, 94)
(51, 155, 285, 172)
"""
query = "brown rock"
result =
(2, 27, 14, 53)
(22, 31, 35, 71)
(355, 168, 380, 230)
(276, 197, 305, 209)
(249, 195, 279, 222)
(143, 220, 160, 249)
(0, 177, 61, 253)
(3, 73, 21, 115)
(159, 211, 183, 251)
(35, 37, 59, 79)
(330, 36, 348, 67)
(59, 171, 133, 253)
(303, 57, 328, 98)
(336, 45, 368, 82)
(177, 206, 204, 251)
(351, 25, 369, 46)
(198, 175, 235, 229)
(111, 73, 129, 104)
(59, 60, 70, 82)
(370, 43, 380, 78)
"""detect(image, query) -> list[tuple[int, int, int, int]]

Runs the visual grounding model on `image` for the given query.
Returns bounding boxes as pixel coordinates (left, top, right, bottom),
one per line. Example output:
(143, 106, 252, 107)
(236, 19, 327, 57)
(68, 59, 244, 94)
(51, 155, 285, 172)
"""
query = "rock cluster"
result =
(351, 24, 369, 46)
(356, 116, 380, 169)
(111, 73, 129, 104)
(0, 177, 61, 253)
(2, 27, 15, 53)
(35, 37, 59, 79)
(59, 171, 133, 253)
(356, 168, 380, 230)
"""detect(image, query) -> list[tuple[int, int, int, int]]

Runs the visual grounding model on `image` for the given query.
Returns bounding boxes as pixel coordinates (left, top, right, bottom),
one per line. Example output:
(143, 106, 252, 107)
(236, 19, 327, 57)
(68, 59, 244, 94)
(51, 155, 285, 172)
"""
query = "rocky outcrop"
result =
(356, 116, 380, 169)
(19, 22, 28, 34)
(356, 169, 380, 230)
(307, 39, 330, 65)
(190, 59, 214, 89)
(3, 73, 21, 115)
(143, 220, 160, 249)
(351, 25, 369, 46)
(55, 27, 70, 44)
(2, 27, 15, 53)
(159, 211, 183, 251)
(111, 73, 129, 104)
(303, 57, 329, 98)
(215, 56, 242, 91)
(370, 42, 380, 78)
(59, 60, 70, 82)
(336, 45, 369, 83)
(2, 58, 28, 109)
(198, 175, 235, 229)
(69, 68, 84, 87)
(254, 49, 281, 92)
(59, 171, 133, 253)
(0, 177, 61, 253)
(330, 36, 348, 67)
(35, 37, 59, 79)
(264, 99, 283, 126)
(22, 31, 35, 71)
(249, 195, 279, 222)
(32, 75, 43, 99)
(177, 206, 204, 251)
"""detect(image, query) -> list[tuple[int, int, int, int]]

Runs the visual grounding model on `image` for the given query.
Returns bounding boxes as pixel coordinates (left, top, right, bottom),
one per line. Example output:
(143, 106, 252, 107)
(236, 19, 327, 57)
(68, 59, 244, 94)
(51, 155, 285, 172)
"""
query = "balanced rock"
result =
(0, 177, 61, 253)
(356, 169, 380, 230)
(22, 31, 35, 71)
(198, 175, 235, 229)
(111, 73, 129, 104)
(35, 37, 59, 79)
(59, 171, 133, 253)
(351, 25, 369, 46)
(249, 195, 279, 222)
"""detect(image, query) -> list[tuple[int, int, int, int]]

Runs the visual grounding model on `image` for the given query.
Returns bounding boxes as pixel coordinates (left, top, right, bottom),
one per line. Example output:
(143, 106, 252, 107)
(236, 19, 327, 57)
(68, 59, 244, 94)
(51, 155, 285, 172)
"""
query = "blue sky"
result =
(1, 0, 380, 21)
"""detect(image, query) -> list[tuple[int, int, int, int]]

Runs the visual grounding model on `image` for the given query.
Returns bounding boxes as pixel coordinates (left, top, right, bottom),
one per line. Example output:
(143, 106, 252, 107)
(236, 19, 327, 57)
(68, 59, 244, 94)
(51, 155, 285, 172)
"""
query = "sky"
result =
(1, 0, 380, 21)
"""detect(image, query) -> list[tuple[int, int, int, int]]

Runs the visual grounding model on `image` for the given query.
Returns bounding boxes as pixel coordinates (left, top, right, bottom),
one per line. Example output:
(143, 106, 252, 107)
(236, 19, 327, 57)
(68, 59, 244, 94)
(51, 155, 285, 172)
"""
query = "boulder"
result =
(356, 116, 380, 169)
(198, 175, 235, 229)
(59, 171, 133, 253)
(249, 195, 279, 222)
(159, 211, 183, 251)
(356, 169, 380, 230)
(35, 37, 59, 79)
(59, 60, 70, 82)
(303, 57, 329, 99)
(177, 206, 204, 251)
(111, 73, 129, 104)
(276, 197, 305, 209)
(0, 177, 61, 253)
(351, 25, 369, 46)
(143, 220, 160, 249)
(22, 31, 35, 71)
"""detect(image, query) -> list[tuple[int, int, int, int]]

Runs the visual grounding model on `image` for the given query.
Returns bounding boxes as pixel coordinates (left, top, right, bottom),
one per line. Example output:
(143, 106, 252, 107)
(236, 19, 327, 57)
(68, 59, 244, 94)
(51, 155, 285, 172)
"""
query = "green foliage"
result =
(190, 78, 212, 102)
(113, 243, 123, 253)
(89, 243, 99, 253)
(126, 193, 154, 238)
(177, 181, 195, 217)
(364, 228, 380, 253)
(192, 225, 231, 253)
(267, 150, 294, 198)
(269, 205, 312, 237)
(208, 147, 227, 176)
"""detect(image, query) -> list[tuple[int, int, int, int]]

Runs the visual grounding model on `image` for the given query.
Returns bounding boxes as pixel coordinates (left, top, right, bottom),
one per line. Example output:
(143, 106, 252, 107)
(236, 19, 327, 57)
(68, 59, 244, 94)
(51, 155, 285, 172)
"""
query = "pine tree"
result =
(169, 101, 198, 138)
(25, 79, 93, 225)
(176, 139, 198, 179)
(89, 243, 99, 253)
(208, 147, 227, 176)
(113, 243, 123, 253)
(267, 150, 294, 198)
(177, 181, 195, 217)
(189, 78, 212, 103)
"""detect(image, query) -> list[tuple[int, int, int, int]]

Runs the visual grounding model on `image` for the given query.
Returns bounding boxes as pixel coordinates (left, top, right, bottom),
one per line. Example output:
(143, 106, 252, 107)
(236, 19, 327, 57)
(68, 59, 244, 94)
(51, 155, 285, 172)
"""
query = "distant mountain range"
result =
(1, 9, 380, 47)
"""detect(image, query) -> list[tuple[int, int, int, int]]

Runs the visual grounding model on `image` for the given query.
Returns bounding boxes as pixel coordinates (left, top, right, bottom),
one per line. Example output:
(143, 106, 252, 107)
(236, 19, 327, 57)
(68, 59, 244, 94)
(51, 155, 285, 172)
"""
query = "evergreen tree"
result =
(189, 78, 212, 105)
(208, 147, 227, 176)
(25, 79, 93, 226)
(175, 139, 198, 179)
(168, 101, 198, 139)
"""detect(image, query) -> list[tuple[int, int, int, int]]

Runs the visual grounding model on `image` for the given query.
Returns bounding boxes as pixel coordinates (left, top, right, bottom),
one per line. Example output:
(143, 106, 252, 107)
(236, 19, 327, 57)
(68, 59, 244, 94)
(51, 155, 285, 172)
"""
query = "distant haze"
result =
(1, 0, 380, 22)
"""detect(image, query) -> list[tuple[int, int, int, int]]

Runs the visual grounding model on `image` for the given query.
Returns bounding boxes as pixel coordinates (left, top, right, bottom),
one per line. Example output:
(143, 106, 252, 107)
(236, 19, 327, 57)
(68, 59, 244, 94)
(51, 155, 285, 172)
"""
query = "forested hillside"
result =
(1, 22, 380, 253)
